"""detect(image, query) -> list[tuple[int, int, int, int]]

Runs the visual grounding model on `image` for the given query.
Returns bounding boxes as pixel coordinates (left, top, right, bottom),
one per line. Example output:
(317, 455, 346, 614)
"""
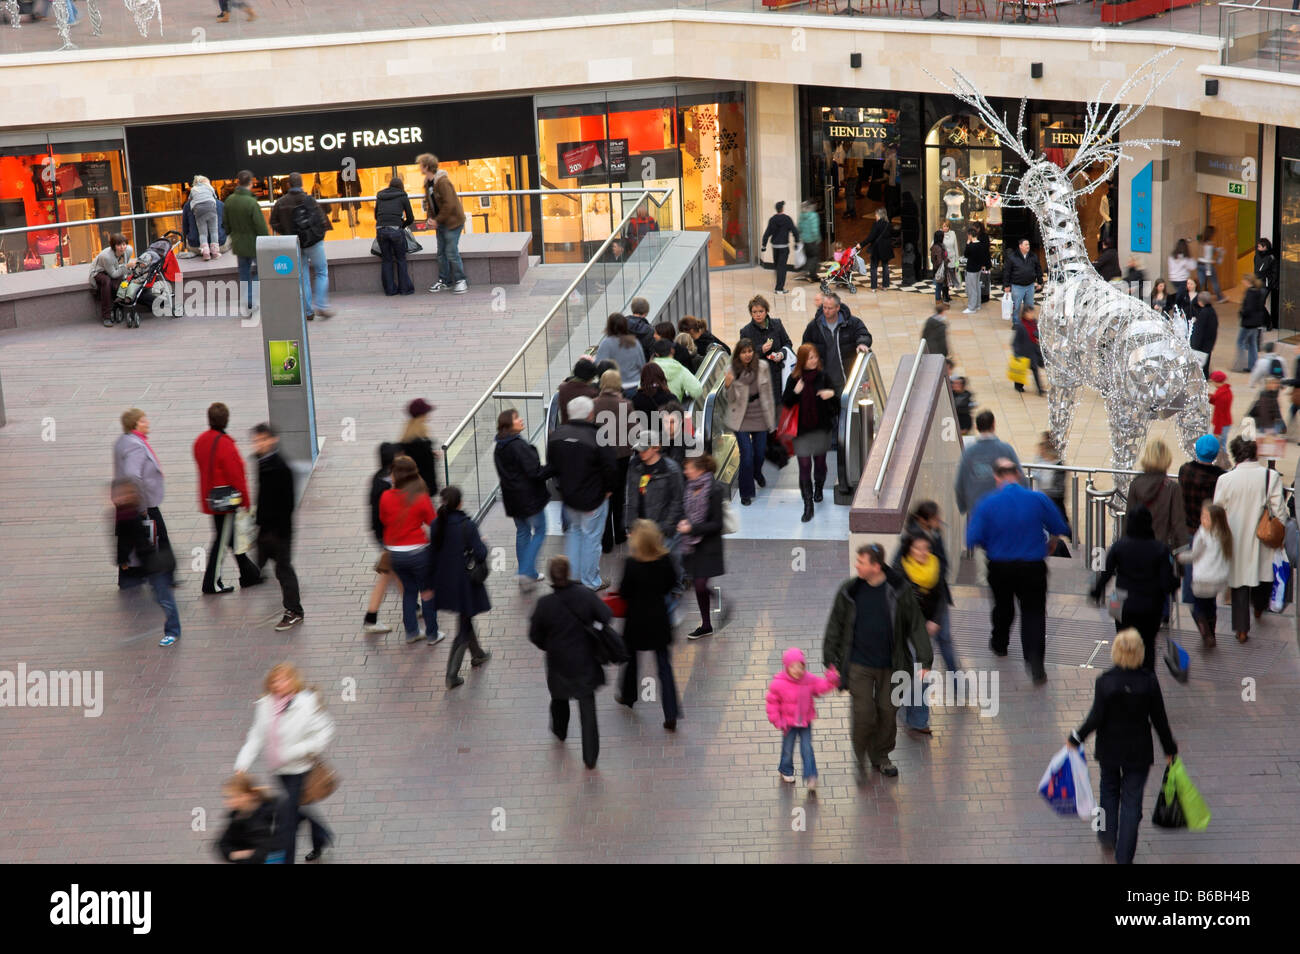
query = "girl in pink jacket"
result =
(765, 647, 839, 790)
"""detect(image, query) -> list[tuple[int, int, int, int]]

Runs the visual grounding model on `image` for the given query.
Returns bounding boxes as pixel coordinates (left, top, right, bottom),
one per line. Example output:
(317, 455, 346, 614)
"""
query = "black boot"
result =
(813, 477, 825, 503)
(800, 478, 814, 523)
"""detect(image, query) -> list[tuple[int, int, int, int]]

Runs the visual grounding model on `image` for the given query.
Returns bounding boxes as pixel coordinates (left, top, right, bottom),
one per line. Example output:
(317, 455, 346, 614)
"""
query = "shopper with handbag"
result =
(724, 338, 777, 506)
(929, 230, 952, 304)
(616, 519, 682, 731)
(1089, 506, 1178, 673)
(782, 344, 839, 523)
(1212, 436, 1286, 642)
(528, 555, 616, 769)
(374, 175, 415, 296)
(234, 663, 335, 864)
(429, 486, 492, 689)
(112, 478, 181, 648)
(193, 402, 262, 595)
(759, 201, 799, 295)
(678, 454, 726, 641)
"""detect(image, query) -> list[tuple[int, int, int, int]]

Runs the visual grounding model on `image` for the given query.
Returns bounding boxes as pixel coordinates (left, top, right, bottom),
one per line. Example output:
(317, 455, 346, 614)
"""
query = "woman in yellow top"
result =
(895, 533, 943, 735)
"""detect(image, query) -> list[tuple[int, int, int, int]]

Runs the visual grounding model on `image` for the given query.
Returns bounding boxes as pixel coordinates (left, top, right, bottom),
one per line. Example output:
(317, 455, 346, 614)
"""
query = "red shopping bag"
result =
(600, 591, 627, 619)
(776, 405, 799, 456)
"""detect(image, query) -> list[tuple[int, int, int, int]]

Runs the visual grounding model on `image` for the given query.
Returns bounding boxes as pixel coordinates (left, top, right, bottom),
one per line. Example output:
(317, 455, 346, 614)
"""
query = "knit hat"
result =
(782, 647, 806, 670)
(1194, 434, 1219, 463)
(1209, 370, 1227, 383)
(407, 398, 434, 418)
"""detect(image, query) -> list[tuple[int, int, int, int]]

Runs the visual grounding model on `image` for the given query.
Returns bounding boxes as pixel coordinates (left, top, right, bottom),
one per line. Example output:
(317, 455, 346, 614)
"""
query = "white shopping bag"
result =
(234, 509, 257, 555)
(1270, 557, 1290, 613)
(791, 243, 806, 269)
(1001, 294, 1014, 322)
(1037, 745, 1096, 820)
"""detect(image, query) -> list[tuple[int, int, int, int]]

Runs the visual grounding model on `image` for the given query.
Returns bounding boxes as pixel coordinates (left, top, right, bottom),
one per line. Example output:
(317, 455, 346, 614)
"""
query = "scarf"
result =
(266, 694, 292, 769)
(901, 553, 940, 593)
(683, 473, 712, 550)
(134, 430, 162, 475)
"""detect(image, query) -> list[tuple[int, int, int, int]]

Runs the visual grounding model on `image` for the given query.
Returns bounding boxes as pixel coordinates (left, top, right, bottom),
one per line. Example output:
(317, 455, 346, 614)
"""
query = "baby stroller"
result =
(817, 240, 867, 295)
(111, 231, 182, 328)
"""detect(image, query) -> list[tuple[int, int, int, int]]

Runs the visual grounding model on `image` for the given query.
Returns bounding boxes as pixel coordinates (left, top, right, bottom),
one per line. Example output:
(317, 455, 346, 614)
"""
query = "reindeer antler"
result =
(924, 67, 1035, 167)
(1062, 49, 1182, 183)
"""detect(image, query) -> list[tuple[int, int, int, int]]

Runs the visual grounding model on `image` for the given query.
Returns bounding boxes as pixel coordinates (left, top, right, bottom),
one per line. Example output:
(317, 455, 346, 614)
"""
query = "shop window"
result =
(678, 92, 748, 266)
(1278, 157, 1300, 332)
(0, 139, 128, 271)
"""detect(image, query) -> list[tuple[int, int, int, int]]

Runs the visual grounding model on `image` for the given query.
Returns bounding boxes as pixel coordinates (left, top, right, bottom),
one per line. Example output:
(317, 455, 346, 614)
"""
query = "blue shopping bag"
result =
(1037, 745, 1095, 819)
(1164, 637, 1190, 684)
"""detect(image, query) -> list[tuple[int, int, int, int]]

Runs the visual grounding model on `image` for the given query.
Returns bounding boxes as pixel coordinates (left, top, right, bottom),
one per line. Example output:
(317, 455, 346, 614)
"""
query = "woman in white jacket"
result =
(235, 663, 336, 863)
(1212, 436, 1286, 643)
(1177, 503, 1232, 647)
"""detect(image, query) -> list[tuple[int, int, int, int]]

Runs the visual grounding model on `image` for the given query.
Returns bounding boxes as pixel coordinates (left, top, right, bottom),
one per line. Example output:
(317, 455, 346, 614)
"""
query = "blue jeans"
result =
(237, 255, 257, 308)
(437, 224, 466, 285)
(1099, 762, 1149, 865)
(1197, 263, 1222, 300)
(1010, 283, 1035, 324)
(150, 572, 181, 641)
(299, 240, 330, 313)
(514, 510, 546, 580)
(389, 547, 436, 638)
(664, 531, 685, 615)
(1236, 326, 1260, 372)
(562, 499, 607, 589)
(735, 429, 768, 499)
(779, 725, 817, 780)
(931, 601, 957, 671)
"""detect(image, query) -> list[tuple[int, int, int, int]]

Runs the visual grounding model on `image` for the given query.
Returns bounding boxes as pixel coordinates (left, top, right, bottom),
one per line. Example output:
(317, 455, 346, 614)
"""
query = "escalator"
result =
(833, 349, 888, 504)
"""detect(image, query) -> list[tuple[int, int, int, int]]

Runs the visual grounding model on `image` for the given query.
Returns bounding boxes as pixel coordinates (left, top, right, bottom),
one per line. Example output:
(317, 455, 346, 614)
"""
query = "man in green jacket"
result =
(823, 542, 933, 781)
(223, 170, 269, 312)
(651, 340, 703, 403)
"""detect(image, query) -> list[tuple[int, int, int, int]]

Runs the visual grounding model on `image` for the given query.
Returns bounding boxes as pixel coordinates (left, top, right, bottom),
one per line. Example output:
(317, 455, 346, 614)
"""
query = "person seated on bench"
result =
(89, 232, 135, 328)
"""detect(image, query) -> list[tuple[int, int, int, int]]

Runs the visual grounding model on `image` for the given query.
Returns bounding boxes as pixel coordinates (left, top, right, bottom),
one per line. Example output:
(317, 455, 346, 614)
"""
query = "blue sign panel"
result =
(272, 255, 295, 275)
(1131, 162, 1153, 254)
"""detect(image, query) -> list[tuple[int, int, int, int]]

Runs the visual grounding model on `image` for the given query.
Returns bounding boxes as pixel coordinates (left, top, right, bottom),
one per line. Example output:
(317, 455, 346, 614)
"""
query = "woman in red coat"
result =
(193, 402, 262, 594)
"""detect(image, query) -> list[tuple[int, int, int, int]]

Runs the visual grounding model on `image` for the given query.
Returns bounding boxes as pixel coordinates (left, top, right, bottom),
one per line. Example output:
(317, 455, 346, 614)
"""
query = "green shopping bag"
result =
(1167, 757, 1211, 831)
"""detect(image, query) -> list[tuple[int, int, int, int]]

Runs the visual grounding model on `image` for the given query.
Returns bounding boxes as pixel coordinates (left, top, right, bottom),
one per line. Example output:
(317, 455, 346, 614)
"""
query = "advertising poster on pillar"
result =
(269, 340, 302, 387)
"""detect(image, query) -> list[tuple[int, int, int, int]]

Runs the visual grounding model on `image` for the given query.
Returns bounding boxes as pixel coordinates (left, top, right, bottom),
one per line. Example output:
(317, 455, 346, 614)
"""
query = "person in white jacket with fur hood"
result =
(235, 662, 335, 863)
(1177, 502, 1232, 647)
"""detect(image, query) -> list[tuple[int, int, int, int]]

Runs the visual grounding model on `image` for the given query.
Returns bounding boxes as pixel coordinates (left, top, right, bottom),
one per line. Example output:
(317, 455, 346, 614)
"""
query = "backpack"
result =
(291, 200, 326, 248)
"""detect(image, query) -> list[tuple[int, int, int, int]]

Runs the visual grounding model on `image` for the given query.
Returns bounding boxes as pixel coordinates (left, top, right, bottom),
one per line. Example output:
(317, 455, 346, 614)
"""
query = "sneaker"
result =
(471, 651, 492, 668)
(686, 625, 713, 640)
(216, 10, 230, 20)
(305, 313, 314, 321)
(446, 676, 465, 690)
(103, 318, 114, 328)
(429, 281, 450, 293)
(426, 630, 447, 646)
(452, 280, 468, 294)
(159, 635, 178, 647)
(780, 773, 796, 783)
(405, 631, 423, 644)
(315, 306, 336, 318)
(875, 760, 899, 778)
(274, 612, 304, 632)
(363, 622, 392, 634)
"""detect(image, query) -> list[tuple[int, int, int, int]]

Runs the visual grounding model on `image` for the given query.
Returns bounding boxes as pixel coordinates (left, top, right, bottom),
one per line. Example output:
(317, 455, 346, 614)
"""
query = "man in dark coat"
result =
(864, 207, 893, 290)
(801, 292, 873, 393)
(626, 297, 657, 359)
(1189, 292, 1218, 380)
(528, 555, 616, 769)
(493, 409, 552, 587)
(251, 424, 303, 631)
(548, 395, 618, 591)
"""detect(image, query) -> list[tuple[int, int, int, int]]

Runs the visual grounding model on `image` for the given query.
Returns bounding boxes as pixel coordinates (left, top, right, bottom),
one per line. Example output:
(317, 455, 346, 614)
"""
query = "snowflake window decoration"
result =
(694, 154, 711, 172)
(704, 185, 719, 202)
(720, 165, 737, 183)
(719, 129, 738, 153)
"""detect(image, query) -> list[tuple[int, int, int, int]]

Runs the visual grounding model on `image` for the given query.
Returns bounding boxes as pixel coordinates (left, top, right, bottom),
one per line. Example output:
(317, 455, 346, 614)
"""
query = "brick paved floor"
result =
(1, 258, 1298, 863)
(0, 0, 1231, 58)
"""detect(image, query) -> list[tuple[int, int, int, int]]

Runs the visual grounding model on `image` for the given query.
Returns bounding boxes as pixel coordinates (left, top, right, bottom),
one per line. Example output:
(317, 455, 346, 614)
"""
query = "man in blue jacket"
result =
(967, 458, 1069, 684)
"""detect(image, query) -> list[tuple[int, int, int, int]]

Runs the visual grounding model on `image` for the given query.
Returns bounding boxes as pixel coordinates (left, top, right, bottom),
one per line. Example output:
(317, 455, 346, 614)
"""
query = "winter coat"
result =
(595, 336, 646, 389)
(402, 436, 439, 497)
(865, 217, 892, 258)
(1254, 249, 1277, 291)
(681, 477, 725, 580)
(781, 369, 838, 435)
(193, 428, 252, 515)
(1091, 535, 1177, 616)
(1209, 383, 1233, 432)
(724, 363, 776, 433)
(592, 392, 635, 459)
(954, 434, 1020, 514)
(626, 314, 656, 359)
(1251, 389, 1283, 431)
(270, 188, 332, 248)
(374, 185, 415, 231)
(1213, 460, 1285, 588)
(493, 433, 550, 519)
(254, 450, 295, 540)
(115, 507, 175, 579)
(1093, 246, 1121, 281)
(620, 554, 677, 651)
(765, 648, 840, 731)
(428, 510, 491, 617)
(737, 314, 793, 399)
(891, 517, 954, 607)
(1240, 287, 1268, 329)
(556, 379, 599, 423)
(1072, 667, 1177, 769)
(223, 187, 269, 258)
(964, 237, 991, 272)
(217, 798, 282, 864)
(822, 568, 933, 676)
(368, 468, 392, 546)
(760, 213, 798, 249)
(800, 312, 873, 392)
(952, 387, 974, 432)
(1178, 528, 1231, 598)
(1127, 474, 1190, 551)
(234, 689, 335, 777)
(113, 431, 165, 510)
(528, 583, 613, 699)
(929, 242, 953, 285)
(624, 454, 684, 539)
(1189, 303, 1218, 356)
(1004, 247, 1042, 286)
(424, 170, 466, 229)
(921, 314, 949, 358)
(548, 419, 617, 512)
(1012, 318, 1043, 368)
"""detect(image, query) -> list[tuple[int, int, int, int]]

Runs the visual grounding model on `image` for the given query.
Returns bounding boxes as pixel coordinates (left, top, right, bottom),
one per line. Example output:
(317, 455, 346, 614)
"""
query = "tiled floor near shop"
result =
(1, 261, 1298, 863)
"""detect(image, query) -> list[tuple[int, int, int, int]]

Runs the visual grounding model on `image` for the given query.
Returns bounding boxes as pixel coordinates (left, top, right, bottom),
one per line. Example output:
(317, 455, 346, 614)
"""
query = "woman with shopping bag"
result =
(1212, 435, 1286, 643)
(1068, 629, 1179, 865)
(1010, 304, 1045, 396)
(781, 344, 838, 524)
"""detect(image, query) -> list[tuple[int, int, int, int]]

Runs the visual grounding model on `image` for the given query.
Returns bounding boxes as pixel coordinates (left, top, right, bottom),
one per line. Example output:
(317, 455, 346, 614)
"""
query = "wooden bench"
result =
(0, 232, 533, 332)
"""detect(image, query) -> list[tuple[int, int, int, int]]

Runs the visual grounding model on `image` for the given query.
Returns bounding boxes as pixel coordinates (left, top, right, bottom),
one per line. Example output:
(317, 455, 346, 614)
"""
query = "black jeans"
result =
(202, 511, 261, 592)
(94, 272, 116, 322)
(257, 528, 303, 616)
(772, 247, 790, 292)
(447, 613, 487, 681)
(803, 240, 822, 281)
(1099, 762, 1149, 865)
(276, 771, 332, 864)
(551, 694, 599, 768)
(377, 226, 414, 295)
(987, 558, 1048, 676)
(1115, 609, 1162, 673)
(620, 648, 680, 723)
(603, 455, 631, 551)
(1230, 582, 1270, 633)
(870, 252, 890, 289)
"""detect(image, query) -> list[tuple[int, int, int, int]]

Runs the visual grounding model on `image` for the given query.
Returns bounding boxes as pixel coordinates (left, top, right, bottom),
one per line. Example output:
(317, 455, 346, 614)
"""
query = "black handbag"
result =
(1151, 765, 1186, 828)
(204, 434, 242, 513)
(464, 545, 489, 585)
(558, 592, 627, 665)
(370, 228, 423, 257)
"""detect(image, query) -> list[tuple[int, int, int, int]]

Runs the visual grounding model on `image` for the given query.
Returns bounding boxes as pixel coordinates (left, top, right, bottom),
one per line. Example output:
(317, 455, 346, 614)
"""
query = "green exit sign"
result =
(1228, 181, 1245, 195)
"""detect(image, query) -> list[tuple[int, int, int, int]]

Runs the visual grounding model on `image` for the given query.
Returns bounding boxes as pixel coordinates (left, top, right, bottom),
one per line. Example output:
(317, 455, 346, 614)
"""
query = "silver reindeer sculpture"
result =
(930, 54, 1209, 503)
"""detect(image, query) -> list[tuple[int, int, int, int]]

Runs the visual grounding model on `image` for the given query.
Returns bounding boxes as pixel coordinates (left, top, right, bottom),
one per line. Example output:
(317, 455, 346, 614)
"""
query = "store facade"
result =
(800, 88, 1115, 284)
(1274, 126, 1300, 333)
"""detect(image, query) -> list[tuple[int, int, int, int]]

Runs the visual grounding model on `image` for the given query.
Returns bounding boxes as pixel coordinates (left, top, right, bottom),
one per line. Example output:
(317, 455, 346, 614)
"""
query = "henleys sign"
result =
(245, 126, 425, 157)
(823, 121, 893, 141)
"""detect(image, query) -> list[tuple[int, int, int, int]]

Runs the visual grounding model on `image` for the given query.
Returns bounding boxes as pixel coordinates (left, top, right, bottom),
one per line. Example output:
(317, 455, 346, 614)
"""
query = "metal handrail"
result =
(441, 186, 675, 514)
(836, 348, 884, 494)
(0, 186, 669, 239)
(872, 340, 928, 495)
